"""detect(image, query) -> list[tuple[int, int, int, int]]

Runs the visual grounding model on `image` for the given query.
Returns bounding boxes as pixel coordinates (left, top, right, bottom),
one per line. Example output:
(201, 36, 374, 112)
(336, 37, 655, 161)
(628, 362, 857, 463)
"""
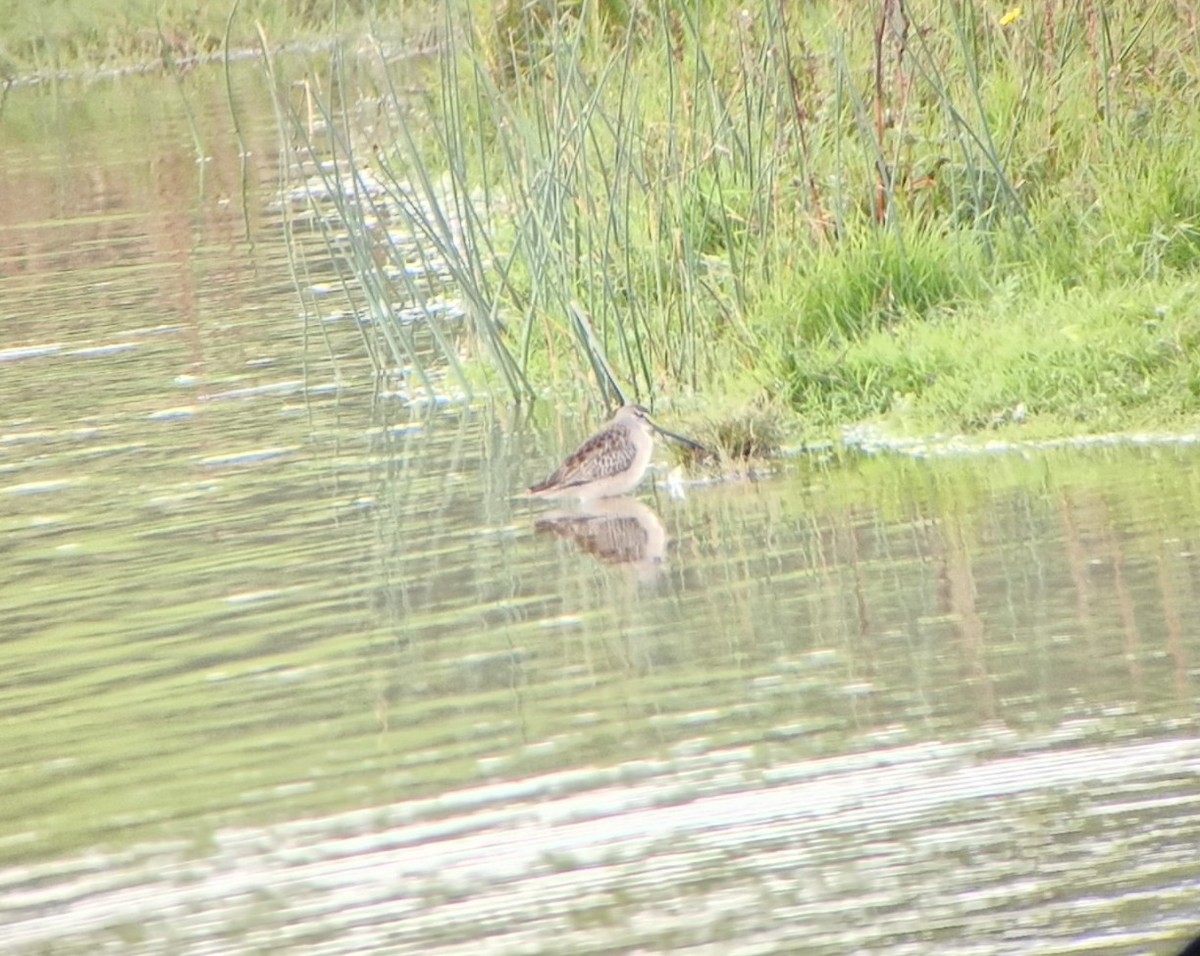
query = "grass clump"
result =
(689, 401, 788, 463)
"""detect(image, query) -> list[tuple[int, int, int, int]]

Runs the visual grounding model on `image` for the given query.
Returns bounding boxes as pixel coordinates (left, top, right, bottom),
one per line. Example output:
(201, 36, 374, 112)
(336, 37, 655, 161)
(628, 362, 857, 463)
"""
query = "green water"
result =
(1, 63, 1199, 955)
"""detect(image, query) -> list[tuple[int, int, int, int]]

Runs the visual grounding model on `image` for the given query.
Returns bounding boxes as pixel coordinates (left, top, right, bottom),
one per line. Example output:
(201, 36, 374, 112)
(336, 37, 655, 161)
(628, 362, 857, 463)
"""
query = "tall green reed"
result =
(262, 2, 809, 403)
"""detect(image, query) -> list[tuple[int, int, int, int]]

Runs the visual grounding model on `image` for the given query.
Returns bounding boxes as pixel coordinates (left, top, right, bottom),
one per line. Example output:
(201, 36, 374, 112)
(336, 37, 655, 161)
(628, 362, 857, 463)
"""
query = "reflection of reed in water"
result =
(534, 497, 667, 580)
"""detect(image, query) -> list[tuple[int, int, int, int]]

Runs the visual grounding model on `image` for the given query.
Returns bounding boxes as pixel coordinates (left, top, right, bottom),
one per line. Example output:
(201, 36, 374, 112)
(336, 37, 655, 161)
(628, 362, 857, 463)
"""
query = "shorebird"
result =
(527, 404, 704, 502)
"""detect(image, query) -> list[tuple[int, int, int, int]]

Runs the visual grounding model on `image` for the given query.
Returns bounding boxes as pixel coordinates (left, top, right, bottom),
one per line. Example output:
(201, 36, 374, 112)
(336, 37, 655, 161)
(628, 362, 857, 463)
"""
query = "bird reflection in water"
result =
(534, 496, 667, 582)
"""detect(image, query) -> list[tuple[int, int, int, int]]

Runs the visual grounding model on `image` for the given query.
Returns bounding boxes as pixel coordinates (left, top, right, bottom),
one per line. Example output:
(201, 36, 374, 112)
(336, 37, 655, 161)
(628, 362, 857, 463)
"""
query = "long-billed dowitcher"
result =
(527, 404, 704, 502)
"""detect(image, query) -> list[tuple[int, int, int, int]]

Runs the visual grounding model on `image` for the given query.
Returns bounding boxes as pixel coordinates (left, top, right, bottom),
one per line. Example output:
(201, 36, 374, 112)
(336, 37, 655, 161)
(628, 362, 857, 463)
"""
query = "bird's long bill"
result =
(652, 423, 711, 455)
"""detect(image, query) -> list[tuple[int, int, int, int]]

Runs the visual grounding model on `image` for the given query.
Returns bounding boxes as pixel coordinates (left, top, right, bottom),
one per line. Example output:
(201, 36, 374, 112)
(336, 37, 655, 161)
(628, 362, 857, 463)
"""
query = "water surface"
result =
(1, 61, 1199, 955)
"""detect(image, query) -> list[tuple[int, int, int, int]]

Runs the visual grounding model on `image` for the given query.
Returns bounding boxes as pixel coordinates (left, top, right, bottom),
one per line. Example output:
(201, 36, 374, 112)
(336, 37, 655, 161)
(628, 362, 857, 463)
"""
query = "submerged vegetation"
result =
(18, 0, 1199, 444)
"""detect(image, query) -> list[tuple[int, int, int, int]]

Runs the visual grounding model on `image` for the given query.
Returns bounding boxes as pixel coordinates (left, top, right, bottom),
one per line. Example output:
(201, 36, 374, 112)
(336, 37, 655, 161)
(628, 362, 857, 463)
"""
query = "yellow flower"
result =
(1000, 6, 1023, 26)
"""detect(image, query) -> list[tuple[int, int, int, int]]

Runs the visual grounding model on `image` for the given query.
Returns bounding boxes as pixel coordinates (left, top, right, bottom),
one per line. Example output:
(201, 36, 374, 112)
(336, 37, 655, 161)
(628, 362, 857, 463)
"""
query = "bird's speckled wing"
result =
(529, 423, 638, 492)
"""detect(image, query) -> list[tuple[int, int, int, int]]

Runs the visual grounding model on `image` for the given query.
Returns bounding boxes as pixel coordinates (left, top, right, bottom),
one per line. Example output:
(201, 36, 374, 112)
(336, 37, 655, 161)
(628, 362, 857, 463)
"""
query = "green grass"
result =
(470, 1, 1197, 438)
(778, 279, 1200, 434)
(29, 0, 1200, 447)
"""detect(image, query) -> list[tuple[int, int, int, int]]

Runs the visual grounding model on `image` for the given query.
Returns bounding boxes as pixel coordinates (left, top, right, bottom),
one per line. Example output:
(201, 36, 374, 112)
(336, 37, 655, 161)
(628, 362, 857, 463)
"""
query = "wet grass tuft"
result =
(670, 400, 788, 464)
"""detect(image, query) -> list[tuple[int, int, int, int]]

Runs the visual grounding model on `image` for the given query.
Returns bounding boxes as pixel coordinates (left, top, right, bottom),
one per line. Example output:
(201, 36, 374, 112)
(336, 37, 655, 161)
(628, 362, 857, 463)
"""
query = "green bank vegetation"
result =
(281, 0, 1200, 446)
(13, 1, 1200, 446)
